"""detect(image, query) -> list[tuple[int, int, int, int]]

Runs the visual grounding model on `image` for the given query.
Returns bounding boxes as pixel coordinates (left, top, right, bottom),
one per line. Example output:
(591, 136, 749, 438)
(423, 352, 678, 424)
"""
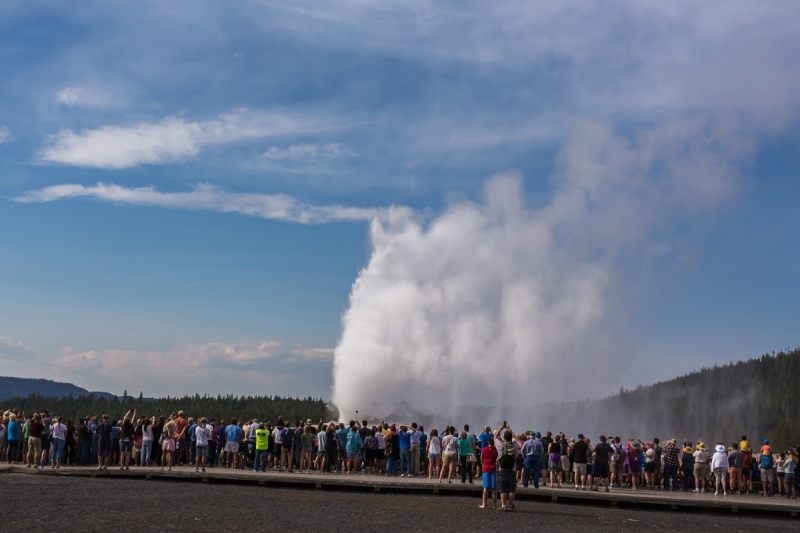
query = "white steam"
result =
(332, 117, 753, 424)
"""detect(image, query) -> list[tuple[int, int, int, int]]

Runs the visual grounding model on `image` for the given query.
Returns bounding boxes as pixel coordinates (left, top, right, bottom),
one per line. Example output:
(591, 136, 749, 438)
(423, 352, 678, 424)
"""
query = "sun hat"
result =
(716, 444, 725, 453)
(697, 442, 707, 450)
(631, 440, 642, 449)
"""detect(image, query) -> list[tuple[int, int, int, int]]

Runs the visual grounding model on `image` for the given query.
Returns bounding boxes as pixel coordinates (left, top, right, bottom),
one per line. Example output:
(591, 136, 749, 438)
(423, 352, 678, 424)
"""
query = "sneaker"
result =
(195, 468, 199, 473)
(201, 468, 206, 473)
(692, 489, 700, 493)
(714, 490, 719, 495)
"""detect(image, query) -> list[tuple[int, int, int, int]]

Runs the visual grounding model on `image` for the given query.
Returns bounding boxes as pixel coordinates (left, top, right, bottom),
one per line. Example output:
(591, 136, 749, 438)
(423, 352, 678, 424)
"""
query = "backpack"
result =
(497, 442, 516, 470)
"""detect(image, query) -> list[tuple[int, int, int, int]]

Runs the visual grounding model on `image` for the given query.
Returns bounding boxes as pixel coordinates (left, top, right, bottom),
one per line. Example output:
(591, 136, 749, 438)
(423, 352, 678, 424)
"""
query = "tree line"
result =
(2, 393, 334, 424)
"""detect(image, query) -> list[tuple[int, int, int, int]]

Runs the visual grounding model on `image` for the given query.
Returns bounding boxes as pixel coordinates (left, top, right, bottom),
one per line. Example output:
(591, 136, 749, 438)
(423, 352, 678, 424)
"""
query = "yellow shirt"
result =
(255, 429, 269, 451)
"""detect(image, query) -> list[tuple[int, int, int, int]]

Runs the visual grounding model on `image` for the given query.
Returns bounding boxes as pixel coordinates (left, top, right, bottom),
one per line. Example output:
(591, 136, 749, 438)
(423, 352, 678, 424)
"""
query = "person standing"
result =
(692, 443, 709, 493)
(440, 427, 458, 484)
(398, 425, 412, 477)
(728, 443, 744, 494)
(427, 429, 441, 479)
(479, 437, 499, 509)
(784, 451, 797, 499)
(760, 439, 775, 496)
(346, 424, 364, 474)
(410, 423, 422, 476)
(662, 439, 679, 490)
(712, 444, 729, 495)
(495, 423, 518, 511)
(119, 410, 136, 469)
(95, 414, 113, 470)
(652, 438, 662, 489)
(50, 416, 67, 469)
(592, 435, 613, 492)
(140, 418, 153, 467)
(572, 434, 590, 490)
(161, 418, 176, 471)
(194, 418, 211, 473)
(224, 418, 243, 469)
(173, 411, 188, 466)
(521, 430, 544, 489)
(457, 430, 474, 484)
(254, 422, 269, 473)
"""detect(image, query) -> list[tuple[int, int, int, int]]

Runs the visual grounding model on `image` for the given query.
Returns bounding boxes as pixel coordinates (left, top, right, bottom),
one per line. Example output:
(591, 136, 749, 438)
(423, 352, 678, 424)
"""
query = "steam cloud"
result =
(332, 117, 753, 426)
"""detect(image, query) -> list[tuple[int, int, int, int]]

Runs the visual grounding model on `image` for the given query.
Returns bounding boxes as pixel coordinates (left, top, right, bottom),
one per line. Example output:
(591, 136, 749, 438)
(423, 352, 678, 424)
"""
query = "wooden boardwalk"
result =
(2, 464, 798, 518)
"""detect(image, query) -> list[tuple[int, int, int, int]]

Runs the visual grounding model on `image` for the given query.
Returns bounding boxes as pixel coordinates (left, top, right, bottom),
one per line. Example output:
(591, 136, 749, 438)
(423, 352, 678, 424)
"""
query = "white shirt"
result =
(442, 434, 458, 454)
(712, 451, 729, 470)
(52, 423, 67, 440)
(142, 425, 153, 441)
(273, 427, 283, 444)
(195, 425, 211, 446)
(428, 436, 442, 454)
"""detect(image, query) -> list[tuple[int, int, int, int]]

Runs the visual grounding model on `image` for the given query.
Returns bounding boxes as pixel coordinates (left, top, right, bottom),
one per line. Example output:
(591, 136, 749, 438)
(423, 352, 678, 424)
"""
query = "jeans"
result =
(523, 456, 541, 488)
(664, 465, 678, 489)
(400, 448, 412, 475)
(50, 438, 65, 463)
(460, 455, 473, 483)
(785, 473, 796, 498)
(78, 440, 90, 466)
(141, 440, 152, 465)
(386, 457, 398, 476)
(8, 440, 19, 463)
(254, 450, 268, 472)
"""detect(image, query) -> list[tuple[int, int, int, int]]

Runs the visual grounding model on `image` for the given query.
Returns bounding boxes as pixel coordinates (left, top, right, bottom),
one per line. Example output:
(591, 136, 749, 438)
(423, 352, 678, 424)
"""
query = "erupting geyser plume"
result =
(332, 119, 753, 424)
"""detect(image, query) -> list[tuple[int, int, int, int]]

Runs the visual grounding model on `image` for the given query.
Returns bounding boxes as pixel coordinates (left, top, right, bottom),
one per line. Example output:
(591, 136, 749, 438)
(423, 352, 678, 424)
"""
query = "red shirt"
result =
(481, 445, 498, 473)
(174, 418, 188, 441)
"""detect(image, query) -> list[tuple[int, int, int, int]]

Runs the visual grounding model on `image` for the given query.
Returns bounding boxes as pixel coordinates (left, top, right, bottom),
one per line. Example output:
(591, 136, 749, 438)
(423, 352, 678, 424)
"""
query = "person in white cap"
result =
(711, 443, 729, 495)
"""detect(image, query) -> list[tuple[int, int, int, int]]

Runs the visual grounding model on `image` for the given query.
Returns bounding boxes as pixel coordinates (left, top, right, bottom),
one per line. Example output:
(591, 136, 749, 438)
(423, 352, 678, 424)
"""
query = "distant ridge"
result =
(0, 376, 114, 401)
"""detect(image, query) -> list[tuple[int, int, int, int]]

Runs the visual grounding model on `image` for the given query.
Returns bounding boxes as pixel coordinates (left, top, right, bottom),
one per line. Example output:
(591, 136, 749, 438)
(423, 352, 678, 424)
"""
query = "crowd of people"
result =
(1, 407, 797, 511)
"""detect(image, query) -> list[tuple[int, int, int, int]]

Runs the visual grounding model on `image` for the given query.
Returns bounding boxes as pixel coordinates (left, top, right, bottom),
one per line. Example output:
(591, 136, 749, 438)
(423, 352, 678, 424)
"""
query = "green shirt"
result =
(255, 429, 269, 451)
(458, 437, 473, 457)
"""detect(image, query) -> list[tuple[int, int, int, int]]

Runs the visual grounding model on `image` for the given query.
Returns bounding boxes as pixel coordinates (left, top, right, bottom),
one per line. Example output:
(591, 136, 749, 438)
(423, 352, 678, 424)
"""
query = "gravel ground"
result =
(3, 474, 798, 532)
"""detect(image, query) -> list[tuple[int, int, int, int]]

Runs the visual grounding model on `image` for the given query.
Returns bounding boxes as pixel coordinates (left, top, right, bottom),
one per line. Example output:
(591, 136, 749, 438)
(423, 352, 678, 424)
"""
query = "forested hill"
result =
(539, 347, 800, 449)
(1, 392, 332, 424)
(0, 376, 113, 401)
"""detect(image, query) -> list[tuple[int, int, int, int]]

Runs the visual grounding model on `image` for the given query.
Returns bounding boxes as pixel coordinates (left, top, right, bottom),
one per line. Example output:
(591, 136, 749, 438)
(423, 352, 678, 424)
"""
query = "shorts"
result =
(162, 439, 175, 452)
(442, 452, 458, 470)
(224, 442, 239, 454)
(714, 467, 727, 480)
(573, 463, 587, 476)
(498, 470, 516, 494)
(428, 453, 442, 460)
(120, 441, 132, 453)
(302, 446, 312, 453)
(195, 445, 208, 459)
(560, 455, 570, 472)
(317, 450, 327, 459)
(611, 459, 623, 476)
(273, 443, 282, 457)
(338, 449, 348, 459)
(743, 467, 752, 480)
(112, 439, 120, 452)
(693, 464, 707, 479)
(761, 468, 775, 484)
(347, 453, 359, 459)
(98, 442, 111, 457)
(645, 462, 656, 474)
(594, 463, 610, 479)
(41, 437, 51, 450)
(549, 460, 561, 471)
(28, 437, 42, 454)
(375, 450, 385, 460)
(482, 472, 497, 490)
(777, 471, 785, 478)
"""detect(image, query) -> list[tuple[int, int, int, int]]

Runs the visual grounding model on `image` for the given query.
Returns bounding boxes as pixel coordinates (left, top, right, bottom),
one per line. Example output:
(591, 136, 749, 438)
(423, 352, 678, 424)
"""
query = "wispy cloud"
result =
(0, 125, 11, 143)
(38, 109, 353, 169)
(55, 340, 334, 397)
(13, 182, 399, 224)
(0, 335, 34, 353)
(55, 86, 127, 109)
(262, 143, 353, 161)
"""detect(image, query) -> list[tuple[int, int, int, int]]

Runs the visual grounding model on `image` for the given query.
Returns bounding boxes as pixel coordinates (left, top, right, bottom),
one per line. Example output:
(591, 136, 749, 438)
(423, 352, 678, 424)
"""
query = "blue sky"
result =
(0, 1, 798, 401)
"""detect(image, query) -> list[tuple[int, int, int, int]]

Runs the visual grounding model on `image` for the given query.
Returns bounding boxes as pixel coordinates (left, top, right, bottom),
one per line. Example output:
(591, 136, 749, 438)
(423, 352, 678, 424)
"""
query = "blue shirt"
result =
(479, 432, 492, 449)
(420, 433, 427, 449)
(7, 420, 19, 441)
(225, 424, 243, 442)
(521, 437, 544, 458)
(410, 430, 421, 444)
(398, 430, 411, 450)
(189, 424, 198, 442)
(335, 428, 349, 448)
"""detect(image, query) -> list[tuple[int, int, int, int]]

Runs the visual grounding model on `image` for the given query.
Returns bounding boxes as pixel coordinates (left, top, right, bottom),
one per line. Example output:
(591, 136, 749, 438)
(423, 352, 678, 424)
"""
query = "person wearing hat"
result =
(627, 440, 642, 490)
(760, 439, 775, 496)
(711, 443, 729, 495)
(194, 418, 211, 474)
(692, 443, 709, 493)
(662, 439, 679, 491)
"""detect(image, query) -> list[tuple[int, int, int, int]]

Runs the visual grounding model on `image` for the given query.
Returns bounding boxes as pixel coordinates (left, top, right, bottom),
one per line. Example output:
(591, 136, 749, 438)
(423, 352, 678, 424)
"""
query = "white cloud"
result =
(55, 86, 127, 109)
(38, 110, 352, 169)
(0, 125, 11, 143)
(13, 182, 399, 224)
(54, 340, 334, 397)
(0, 335, 34, 353)
(262, 143, 353, 161)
